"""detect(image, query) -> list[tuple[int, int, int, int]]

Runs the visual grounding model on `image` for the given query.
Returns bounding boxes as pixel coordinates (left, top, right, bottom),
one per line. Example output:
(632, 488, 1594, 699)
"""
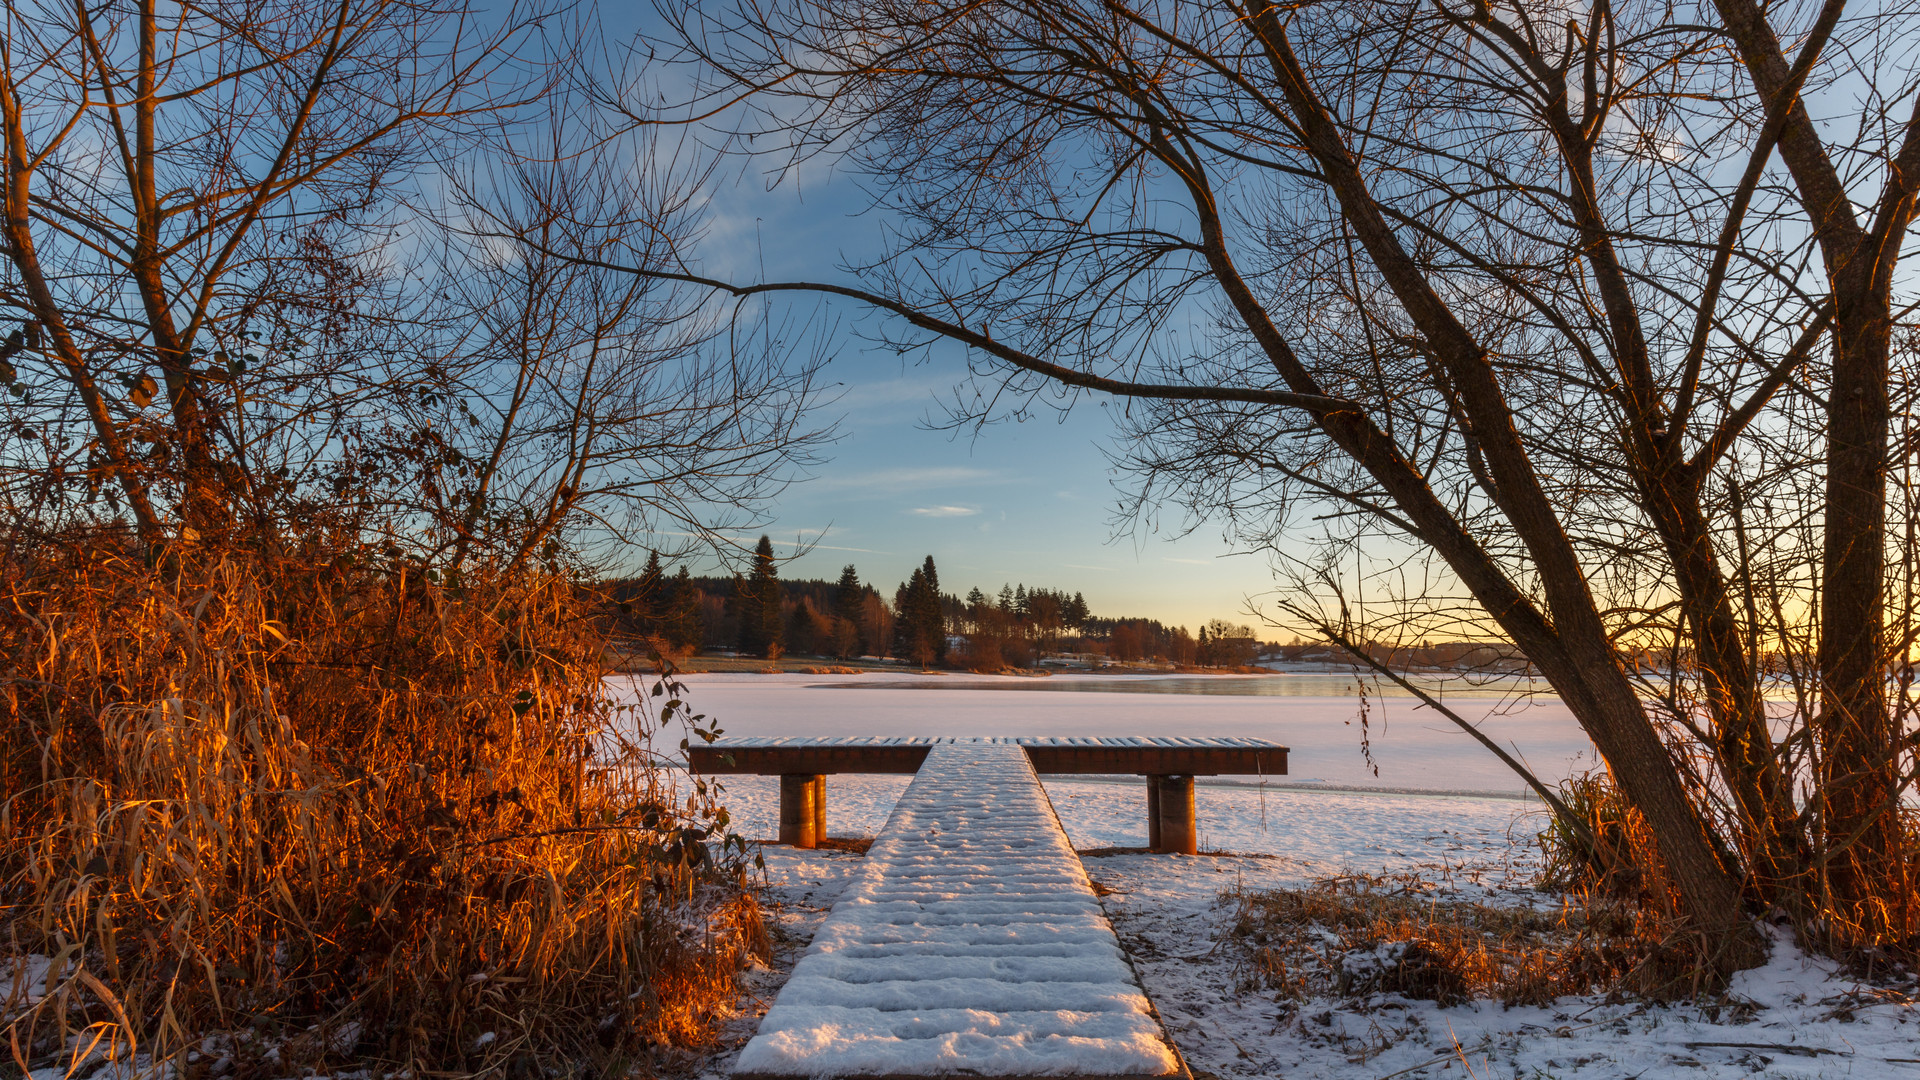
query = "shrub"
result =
(1537, 771, 1680, 917)
(0, 537, 761, 1079)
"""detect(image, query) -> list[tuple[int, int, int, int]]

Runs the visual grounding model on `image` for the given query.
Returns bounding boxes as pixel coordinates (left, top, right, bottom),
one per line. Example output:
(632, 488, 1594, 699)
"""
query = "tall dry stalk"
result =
(1, 535, 762, 1078)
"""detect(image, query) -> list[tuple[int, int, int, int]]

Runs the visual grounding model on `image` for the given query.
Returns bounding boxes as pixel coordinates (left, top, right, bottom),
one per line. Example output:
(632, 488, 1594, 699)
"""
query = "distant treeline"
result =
(605, 540, 1270, 668)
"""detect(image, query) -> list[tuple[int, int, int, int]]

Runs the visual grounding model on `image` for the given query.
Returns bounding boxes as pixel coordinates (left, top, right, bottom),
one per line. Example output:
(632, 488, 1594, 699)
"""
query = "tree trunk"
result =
(1820, 306, 1910, 943)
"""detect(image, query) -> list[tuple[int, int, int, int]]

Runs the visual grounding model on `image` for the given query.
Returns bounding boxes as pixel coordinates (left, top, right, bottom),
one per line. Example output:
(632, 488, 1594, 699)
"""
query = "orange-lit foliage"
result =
(0, 538, 762, 1078)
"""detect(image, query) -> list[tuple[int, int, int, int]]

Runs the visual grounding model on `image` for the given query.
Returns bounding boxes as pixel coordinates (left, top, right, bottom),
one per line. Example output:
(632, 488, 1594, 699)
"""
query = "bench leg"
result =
(780, 773, 823, 848)
(1146, 775, 1163, 851)
(812, 774, 827, 843)
(1155, 774, 1196, 855)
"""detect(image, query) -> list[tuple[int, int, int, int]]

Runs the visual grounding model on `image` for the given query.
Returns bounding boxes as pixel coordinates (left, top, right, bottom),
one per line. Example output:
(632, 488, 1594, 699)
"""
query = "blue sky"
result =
(739, 360, 1282, 630)
(669, 157, 1287, 631)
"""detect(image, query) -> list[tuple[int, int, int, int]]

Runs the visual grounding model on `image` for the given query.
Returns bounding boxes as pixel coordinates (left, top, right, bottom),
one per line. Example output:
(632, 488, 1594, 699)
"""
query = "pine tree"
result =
(892, 571, 925, 661)
(921, 556, 947, 663)
(635, 551, 666, 631)
(833, 564, 865, 657)
(1067, 591, 1090, 629)
(736, 536, 784, 658)
(834, 565, 864, 623)
(890, 561, 947, 665)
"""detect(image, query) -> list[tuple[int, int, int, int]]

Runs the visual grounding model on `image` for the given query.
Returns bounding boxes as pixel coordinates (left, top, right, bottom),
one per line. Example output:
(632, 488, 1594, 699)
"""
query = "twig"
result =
(1684, 1041, 1836, 1057)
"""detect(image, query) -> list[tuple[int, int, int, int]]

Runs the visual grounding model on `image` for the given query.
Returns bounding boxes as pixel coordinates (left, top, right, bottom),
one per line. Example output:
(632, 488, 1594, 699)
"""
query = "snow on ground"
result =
(1086, 854, 1920, 1079)
(735, 743, 1179, 1078)
(707, 839, 1919, 1080)
(650, 673, 1916, 1079)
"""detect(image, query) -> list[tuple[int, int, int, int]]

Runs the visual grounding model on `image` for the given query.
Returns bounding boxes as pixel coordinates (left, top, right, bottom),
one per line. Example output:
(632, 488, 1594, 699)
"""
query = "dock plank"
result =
(734, 742, 1183, 1079)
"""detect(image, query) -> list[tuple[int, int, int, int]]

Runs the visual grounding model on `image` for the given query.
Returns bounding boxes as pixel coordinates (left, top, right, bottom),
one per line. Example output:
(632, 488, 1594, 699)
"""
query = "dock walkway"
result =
(734, 741, 1185, 1080)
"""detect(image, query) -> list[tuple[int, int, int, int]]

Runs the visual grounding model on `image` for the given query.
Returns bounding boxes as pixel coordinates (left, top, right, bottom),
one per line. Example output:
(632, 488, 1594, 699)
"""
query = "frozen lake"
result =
(630, 671, 1595, 869)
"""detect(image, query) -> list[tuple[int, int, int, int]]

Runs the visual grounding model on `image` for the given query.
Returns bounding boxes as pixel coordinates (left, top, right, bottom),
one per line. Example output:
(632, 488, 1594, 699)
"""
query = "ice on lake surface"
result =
(808, 672, 1551, 698)
(655, 671, 1597, 795)
(623, 671, 1587, 870)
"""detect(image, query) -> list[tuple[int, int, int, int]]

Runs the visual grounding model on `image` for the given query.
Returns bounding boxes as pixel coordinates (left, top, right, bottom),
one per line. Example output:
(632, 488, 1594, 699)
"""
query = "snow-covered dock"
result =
(733, 741, 1186, 1080)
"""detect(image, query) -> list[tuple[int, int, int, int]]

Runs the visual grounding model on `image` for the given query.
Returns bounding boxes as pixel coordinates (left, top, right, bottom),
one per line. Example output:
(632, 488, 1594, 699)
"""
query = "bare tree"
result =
(619, 0, 1920, 954)
(0, 0, 560, 541)
(0, 0, 823, 570)
(431, 110, 829, 573)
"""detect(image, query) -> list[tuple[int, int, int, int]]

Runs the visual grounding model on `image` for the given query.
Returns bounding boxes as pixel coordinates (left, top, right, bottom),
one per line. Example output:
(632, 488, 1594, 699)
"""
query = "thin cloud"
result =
(813, 466, 1001, 494)
(1162, 556, 1215, 566)
(907, 505, 980, 518)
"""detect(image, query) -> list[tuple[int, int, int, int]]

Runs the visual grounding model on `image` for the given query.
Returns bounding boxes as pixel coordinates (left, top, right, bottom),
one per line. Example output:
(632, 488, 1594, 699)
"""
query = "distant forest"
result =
(605, 541, 1272, 668)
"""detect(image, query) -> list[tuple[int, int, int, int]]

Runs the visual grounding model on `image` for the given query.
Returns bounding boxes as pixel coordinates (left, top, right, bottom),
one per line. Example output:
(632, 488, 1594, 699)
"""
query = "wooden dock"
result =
(689, 735, 1287, 855)
(733, 741, 1188, 1080)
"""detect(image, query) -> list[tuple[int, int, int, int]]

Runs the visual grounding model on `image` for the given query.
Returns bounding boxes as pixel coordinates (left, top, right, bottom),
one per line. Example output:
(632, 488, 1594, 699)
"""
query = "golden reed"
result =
(1, 539, 765, 1078)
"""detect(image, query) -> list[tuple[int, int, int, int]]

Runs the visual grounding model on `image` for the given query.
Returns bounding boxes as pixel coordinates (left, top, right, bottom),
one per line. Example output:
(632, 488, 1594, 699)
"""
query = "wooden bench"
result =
(688, 736, 1287, 855)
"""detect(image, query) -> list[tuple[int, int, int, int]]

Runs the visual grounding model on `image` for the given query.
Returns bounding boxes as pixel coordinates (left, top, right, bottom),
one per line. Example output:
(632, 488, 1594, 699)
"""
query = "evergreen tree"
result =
(892, 571, 925, 661)
(736, 536, 784, 658)
(921, 556, 947, 662)
(635, 550, 666, 629)
(833, 564, 865, 657)
(965, 586, 987, 629)
(834, 565, 864, 623)
(891, 561, 946, 665)
(1066, 591, 1090, 629)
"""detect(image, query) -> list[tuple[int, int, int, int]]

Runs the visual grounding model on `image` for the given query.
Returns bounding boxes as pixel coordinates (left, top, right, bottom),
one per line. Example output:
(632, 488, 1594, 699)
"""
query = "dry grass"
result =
(1224, 872, 1695, 1008)
(1536, 772, 1683, 917)
(0, 539, 764, 1079)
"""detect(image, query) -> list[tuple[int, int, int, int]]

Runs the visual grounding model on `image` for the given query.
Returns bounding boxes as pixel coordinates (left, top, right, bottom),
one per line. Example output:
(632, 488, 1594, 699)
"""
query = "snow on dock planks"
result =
(733, 741, 1188, 1080)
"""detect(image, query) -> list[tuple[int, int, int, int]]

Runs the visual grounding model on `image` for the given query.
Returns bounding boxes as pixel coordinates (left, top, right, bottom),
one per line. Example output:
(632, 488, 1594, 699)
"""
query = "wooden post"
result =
(1155, 774, 1196, 855)
(780, 773, 823, 848)
(812, 774, 827, 843)
(1146, 775, 1164, 851)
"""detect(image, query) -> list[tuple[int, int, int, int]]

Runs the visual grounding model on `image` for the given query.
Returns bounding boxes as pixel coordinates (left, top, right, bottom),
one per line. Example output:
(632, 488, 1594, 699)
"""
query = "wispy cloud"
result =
(812, 466, 1001, 494)
(1162, 556, 1215, 566)
(829, 373, 955, 411)
(907, 505, 980, 518)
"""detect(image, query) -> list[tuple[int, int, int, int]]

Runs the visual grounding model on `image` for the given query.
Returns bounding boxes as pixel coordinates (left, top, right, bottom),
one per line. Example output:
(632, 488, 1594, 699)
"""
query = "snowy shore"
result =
(700, 844, 1917, 1080)
(671, 673, 1917, 1080)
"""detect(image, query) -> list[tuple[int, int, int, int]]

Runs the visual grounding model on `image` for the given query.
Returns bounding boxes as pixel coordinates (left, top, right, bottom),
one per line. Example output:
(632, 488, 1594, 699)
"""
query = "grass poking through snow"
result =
(1223, 871, 1697, 1009)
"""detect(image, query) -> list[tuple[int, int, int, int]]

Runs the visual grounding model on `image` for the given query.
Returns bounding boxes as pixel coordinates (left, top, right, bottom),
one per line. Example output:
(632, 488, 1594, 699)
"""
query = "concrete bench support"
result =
(1149, 774, 1196, 855)
(778, 773, 825, 848)
(1146, 775, 1162, 851)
